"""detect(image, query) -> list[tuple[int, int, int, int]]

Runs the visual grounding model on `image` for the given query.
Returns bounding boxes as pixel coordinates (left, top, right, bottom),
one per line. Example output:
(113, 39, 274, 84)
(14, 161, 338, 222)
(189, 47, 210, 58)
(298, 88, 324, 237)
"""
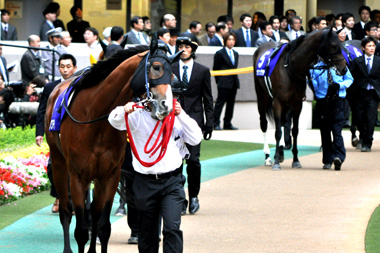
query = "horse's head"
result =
(318, 28, 347, 75)
(131, 33, 182, 120)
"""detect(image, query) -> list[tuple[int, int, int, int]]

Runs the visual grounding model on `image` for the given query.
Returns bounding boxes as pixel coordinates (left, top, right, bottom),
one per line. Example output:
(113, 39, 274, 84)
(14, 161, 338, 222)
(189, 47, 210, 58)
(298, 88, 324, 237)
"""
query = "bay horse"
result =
(253, 28, 347, 170)
(45, 38, 181, 252)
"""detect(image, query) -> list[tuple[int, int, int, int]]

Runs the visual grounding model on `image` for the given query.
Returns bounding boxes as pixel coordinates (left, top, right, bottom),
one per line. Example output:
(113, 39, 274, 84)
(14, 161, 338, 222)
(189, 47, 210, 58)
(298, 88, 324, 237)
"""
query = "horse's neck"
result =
(289, 35, 321, 74)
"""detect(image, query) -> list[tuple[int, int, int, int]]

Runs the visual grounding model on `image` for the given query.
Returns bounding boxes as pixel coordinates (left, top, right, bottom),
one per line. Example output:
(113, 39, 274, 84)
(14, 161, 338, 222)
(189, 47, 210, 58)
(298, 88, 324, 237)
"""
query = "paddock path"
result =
(93, 130, 380, 253)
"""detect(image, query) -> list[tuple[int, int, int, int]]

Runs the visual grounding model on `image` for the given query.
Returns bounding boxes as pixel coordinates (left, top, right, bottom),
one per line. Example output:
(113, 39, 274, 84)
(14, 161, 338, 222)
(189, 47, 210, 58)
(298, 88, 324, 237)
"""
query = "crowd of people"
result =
(1, 2, 380, 252)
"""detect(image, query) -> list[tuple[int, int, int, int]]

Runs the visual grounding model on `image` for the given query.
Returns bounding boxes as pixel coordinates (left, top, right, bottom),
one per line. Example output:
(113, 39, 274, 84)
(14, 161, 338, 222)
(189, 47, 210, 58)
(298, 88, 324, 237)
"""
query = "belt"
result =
(136, 167, 181, 180)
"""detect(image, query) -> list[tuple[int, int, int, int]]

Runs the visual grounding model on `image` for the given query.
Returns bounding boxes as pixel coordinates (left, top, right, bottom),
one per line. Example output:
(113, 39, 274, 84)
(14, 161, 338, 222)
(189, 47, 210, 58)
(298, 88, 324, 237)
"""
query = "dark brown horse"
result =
(45, 39, 181, 252)
(253, 28, 347, 170)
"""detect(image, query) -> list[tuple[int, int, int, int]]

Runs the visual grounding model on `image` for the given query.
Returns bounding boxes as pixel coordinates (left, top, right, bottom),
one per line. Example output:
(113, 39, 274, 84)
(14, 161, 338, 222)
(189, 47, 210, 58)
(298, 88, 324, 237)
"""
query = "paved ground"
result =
(89, 129, 380, 253)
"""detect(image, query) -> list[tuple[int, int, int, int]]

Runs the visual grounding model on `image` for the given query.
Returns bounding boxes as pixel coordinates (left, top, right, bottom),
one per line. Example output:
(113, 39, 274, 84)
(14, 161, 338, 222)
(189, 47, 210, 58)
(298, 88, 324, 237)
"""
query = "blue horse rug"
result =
(49, 73, 87, 132)
(256, 44, 287, 77)
(342, 44, 362, 66)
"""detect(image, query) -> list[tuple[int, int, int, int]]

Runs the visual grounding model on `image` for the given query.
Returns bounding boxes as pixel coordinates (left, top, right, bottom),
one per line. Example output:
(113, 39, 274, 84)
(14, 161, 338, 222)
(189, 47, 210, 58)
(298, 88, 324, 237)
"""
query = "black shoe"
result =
(322, 163, 332, 170)
(115, 206, 126, 216)
(127, 235, 138, 244)
(333, 157, 342, 171)
(351, 137, 359, 147)
(361, 146, 371, 152)
(189, 197, 200, 214)
(223, 125, 238, 130)
(283, 144, 291, 150)
(214, 125, 222, 130)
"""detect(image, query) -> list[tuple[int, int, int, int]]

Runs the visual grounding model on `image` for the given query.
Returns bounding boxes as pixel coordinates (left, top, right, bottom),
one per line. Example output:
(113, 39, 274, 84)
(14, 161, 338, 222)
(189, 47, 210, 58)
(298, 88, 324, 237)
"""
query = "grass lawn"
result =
(0, 139, 261, 230)
(366, 205, 380, 252)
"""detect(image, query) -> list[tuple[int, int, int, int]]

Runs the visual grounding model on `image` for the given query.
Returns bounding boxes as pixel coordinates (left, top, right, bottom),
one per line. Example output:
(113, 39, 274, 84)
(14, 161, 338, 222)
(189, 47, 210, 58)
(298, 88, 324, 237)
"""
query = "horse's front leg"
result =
(291, 105, 302, 168)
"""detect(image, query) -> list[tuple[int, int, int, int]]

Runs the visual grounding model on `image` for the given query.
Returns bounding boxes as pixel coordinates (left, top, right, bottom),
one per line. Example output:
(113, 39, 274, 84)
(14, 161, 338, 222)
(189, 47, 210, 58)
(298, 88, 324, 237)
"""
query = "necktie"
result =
(3, 26, 7, 39)
(367, 57, 372, 90)
(245, 29, 250, 47)
(229, 50, 235, 65)
(182, 65, 188, 87)
(137, 32, 142, 43)
(295, 32, 299, 39)
(367, 57, 371, 74)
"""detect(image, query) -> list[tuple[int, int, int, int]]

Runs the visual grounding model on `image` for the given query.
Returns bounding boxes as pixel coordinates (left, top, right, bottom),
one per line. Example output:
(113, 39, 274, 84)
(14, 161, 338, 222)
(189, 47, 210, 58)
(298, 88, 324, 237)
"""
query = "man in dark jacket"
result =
(171, 36, 213, 214)
(213, 32, 240, 130)
(21, 35, 44, 84)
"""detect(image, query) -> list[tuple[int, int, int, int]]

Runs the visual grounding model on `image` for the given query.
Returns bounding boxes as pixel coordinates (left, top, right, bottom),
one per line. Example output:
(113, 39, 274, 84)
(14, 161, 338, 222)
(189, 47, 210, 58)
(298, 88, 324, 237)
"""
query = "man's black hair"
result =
(70, 5, 81, 19)
(189, 21, 201, 30)
(240, 13, 251, 23)
(205, 22, 215, 31)
(110, 26, 124, 41)
(0, 9, 10, 16)
(130, 16, 142, 28)
(84, 27, 99, 37)
(259, 21, 271, 32)
(269, 15, 280, 25)
(361, 36, 376, 48)
(342, 13, 354, 25)
(59, 53, 77, 67)
(359, 5, 371, 15)
(364, 21, 378, 32)
(215, 22, 227, 32)
(315, 16, 326, 25)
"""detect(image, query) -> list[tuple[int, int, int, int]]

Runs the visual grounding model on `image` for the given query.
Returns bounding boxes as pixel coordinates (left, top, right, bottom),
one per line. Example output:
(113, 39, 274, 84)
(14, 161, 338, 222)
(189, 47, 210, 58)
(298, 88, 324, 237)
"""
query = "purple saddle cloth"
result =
(342, 44, 362, 66)
(49, 86, 74, 132)
(256, 44, 287, 77)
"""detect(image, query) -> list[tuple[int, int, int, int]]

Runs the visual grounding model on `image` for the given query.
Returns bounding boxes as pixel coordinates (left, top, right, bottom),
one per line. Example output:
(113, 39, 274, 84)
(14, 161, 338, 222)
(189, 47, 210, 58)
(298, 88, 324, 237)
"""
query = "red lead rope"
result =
(125, 99, 177, 167)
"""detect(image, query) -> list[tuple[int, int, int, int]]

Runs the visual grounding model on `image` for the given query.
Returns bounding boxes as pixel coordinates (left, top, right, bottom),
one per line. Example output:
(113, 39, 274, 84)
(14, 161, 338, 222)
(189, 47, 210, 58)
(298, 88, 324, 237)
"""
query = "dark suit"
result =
(21, 49, 42, 84)
(126, 30, 149, 45)
(350, 55, 380, 148)
(172, 61, 213, 199)
(208, 35, 223, 46)
(0, 56, 9, 83)
(1, 24, 17, 40)
(40, 21, 53, 41)
(213, 47, 240, 128)
(53, 19, 66, 31)
(352, 22, 365, 40)
(67, 20, 90, 43)
(272, 30, 289, 42)
(36, 79, 61, 198)
(234, 27, 259, 47)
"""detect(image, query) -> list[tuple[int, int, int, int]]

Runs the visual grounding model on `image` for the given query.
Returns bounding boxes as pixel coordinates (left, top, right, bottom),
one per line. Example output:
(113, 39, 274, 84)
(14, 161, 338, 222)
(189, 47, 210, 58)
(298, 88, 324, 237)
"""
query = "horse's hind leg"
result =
(70, 175, 90, 253)
(257, 88, 272, 166)
(51, 149, 73, 253)
(272, 101, 283, 170)
(291, 106, 302, 168)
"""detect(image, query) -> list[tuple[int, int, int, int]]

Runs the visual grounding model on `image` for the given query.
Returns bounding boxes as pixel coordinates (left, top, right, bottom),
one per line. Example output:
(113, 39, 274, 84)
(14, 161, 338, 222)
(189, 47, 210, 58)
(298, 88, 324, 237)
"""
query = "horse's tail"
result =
(265, 96, 274, 123)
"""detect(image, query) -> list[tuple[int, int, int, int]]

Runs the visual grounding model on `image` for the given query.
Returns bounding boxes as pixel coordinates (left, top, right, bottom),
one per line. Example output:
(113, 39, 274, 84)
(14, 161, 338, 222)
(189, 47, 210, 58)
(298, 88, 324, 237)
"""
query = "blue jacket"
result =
(310, 61, 353, 99)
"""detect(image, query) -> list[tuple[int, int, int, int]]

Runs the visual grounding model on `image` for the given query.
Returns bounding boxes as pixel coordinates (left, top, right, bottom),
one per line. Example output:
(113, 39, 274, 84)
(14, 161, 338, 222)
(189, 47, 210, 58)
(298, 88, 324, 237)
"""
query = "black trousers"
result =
(213, 87, 237, 128)
(133, 171, 185, 253)
(185, 143, 201, 199)
(316, 98, 346, 164)
(356, 89, 379, 148)
(121, 143, 138, 236)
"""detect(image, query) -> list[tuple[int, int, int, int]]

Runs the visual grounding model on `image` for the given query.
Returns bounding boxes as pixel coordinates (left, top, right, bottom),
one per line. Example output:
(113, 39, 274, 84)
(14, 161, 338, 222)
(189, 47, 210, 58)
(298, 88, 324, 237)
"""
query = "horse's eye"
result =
(153, 65, 161, 71)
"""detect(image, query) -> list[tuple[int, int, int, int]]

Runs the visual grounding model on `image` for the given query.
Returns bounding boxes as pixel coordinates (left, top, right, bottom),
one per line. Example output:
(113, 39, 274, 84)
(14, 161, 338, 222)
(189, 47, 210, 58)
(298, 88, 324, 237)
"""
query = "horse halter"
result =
(317, 29, 345, 68)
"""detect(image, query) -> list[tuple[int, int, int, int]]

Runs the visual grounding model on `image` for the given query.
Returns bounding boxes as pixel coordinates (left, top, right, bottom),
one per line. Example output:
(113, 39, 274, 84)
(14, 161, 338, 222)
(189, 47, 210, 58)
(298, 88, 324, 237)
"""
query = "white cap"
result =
(102, 27, 112, 38)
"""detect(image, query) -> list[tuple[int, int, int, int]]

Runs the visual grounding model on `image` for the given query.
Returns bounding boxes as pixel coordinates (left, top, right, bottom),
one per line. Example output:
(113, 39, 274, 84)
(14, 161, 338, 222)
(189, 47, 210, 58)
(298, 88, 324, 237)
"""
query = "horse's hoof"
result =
(264, 157, 273, 166)
(272, 164, 281, 170)
(279, 156, 284, 163)
(292, 161, 302, 168)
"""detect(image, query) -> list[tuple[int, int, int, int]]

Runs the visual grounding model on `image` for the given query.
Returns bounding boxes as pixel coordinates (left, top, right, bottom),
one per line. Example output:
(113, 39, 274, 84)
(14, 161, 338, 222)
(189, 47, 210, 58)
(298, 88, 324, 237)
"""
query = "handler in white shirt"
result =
(108, 100, 202, 253)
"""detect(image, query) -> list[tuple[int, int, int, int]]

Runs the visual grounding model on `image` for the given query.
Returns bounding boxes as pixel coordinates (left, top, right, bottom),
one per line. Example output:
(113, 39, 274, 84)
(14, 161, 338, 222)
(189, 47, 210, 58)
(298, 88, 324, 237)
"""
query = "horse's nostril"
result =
(160, 100, 167, 109)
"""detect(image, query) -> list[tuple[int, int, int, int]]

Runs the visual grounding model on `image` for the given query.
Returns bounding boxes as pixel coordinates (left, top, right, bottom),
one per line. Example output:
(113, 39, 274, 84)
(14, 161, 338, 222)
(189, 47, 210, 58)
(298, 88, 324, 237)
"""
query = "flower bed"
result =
(0, 146, 50, 205)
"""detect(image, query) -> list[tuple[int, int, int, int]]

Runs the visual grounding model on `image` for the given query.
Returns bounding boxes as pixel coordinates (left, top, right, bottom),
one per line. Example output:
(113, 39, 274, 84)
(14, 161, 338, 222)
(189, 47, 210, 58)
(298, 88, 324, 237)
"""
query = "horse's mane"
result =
(77, 45, 149, 90)
(284, 34, 306, 54)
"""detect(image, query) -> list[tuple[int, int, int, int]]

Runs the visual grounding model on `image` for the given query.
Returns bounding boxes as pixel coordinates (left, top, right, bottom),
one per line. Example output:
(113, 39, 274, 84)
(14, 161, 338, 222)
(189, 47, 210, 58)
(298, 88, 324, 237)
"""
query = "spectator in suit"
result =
(104, 26, 124, 59)
(209, 22, 228, 46)
(171, 36, 213, 215)
(217, 15, 234, 32)
(279, 15, 288, 32)
(285, 16, 306, 41)
(126, 16, 149, 45)
(335, 13, 344, 30)
(213, 32, 240, 130)
(67, 5, 90, 43)
(36, 53, 77, 213)
(41, 28, 67, 81)
(40, 5, 56, 41)
(197, 22, 215, 46)
(83, 27, 102, 61)
(21, 35, 44, 84)
(60, 31, 73, 54)
(255, 21, 274, 47)
(315, 16, 327, 30)
(269, 15, 289, 42)
(353, 6, 371, 40)
(180, 21, 202, 44)
(364, 22, 378, 39)
(0, 9, 17, 40)
(167, 29, 179, 55)
(157, 28, 170, 55)
(46, 2, 65, 31)
(234, 13, 259, 47)
(0, 46, 8, 84)
(285, 9, 297, 31)
(161, 14, 177, 29)
(342, 13, 356, 40)
(350, 37, 380, 152)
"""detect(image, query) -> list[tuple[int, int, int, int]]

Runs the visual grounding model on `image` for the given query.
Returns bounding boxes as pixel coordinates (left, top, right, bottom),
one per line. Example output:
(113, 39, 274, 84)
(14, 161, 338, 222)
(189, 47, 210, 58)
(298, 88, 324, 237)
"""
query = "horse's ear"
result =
(169, 50, 183, 64)
(98, 37, 107, 52)
(150, 32, 158, 54)
(120, 34, 128, 49)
